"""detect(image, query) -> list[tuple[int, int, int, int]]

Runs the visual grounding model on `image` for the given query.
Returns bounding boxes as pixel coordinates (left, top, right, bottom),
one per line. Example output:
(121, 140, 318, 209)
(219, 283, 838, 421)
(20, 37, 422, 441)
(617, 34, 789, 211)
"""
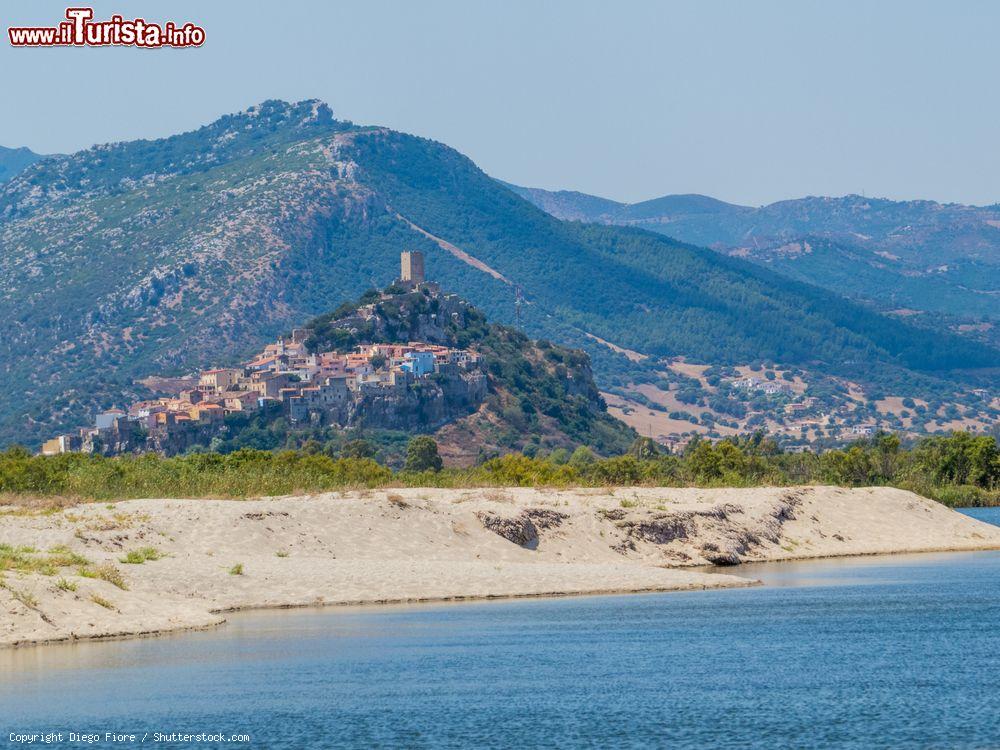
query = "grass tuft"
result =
(90, 593, 115, 610)
(1, 580, 39, 609)
(79, 563, 128, 590)
(13, 588, 38, 608)
(119, 546, 163, 565)
(228, 563, 244, 576)
(0, 542, 89, 575)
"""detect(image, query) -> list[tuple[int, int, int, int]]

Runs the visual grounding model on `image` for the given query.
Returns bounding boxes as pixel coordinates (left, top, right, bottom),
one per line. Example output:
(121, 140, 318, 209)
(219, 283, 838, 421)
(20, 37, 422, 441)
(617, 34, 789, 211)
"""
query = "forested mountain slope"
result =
(0, 100, 995, 447)
(507, 183, 1000, 339)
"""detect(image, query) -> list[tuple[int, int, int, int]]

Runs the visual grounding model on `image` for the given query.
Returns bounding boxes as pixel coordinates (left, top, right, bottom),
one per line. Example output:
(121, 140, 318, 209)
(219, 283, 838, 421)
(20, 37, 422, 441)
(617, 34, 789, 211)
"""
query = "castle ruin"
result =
(400, 250, 425, 284)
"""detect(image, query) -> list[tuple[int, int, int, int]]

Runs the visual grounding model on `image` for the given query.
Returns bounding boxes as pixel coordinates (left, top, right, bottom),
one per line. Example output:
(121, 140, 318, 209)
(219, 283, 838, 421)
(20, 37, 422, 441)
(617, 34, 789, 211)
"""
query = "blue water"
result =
(3, 509, 1000, 749)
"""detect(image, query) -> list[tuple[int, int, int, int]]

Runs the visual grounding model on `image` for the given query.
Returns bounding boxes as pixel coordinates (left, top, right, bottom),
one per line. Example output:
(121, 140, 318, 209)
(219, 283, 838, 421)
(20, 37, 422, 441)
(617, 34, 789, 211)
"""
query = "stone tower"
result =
(400, 251, 425, 284)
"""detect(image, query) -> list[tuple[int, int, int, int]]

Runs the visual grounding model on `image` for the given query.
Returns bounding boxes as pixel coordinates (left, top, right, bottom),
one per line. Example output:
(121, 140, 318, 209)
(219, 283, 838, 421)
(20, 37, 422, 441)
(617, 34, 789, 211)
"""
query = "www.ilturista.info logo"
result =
(8, 7, 205, 48)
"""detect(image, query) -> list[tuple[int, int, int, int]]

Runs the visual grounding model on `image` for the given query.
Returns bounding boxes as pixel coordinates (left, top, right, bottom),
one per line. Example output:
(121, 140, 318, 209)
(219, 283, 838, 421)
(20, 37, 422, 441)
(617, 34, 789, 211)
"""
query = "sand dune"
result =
(2, 486, 999, 649)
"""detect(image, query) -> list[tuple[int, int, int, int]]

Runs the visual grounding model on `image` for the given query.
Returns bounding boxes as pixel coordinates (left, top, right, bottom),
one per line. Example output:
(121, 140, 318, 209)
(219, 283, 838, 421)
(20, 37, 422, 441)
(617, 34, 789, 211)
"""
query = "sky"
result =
(2, 0, 998, 206)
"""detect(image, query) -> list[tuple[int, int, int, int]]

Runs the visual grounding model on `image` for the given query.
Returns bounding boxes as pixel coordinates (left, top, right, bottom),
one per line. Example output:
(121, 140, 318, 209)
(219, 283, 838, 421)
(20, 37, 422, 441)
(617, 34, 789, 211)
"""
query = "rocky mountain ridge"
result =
(1, 99, 996, 448)
(0, 145, 46, 183)
(506, 182, 1000, 340)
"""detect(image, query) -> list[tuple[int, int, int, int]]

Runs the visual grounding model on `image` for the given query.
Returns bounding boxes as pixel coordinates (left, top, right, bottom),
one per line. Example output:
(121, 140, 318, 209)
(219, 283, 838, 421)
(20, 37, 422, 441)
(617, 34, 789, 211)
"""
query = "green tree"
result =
(912, 432, 999, 488)
(871, 432, 901, 482)
(686, 441, 722, 482)
(629, 437, 661, 460)
(342, 439, 376, 460)
(405, 436, 443, 472)
(820, 445, 874, 485)
(547, 447, 570, 465)
(568, 445, 596, 468)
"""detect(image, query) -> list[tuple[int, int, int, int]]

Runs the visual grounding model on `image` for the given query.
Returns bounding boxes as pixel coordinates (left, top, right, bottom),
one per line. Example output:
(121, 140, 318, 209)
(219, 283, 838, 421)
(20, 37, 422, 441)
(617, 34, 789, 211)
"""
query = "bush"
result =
(568, 446, 596, 468)
(479, 454, 577, 486)
(404, 436, 443, 473)
(629, 437, 661, 460)
(341, 439, 376, 459)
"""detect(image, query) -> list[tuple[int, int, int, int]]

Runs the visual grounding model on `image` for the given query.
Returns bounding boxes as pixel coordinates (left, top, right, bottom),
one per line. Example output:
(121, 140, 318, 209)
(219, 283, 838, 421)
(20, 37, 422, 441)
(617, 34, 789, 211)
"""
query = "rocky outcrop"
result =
(477, 511, 539, 547)
(346, 369, 486, 432)
(619, 513, 696, 545)
(524, 508, 569, 530)
(476, 507, 570, 548)
(605, 490, 806, 566)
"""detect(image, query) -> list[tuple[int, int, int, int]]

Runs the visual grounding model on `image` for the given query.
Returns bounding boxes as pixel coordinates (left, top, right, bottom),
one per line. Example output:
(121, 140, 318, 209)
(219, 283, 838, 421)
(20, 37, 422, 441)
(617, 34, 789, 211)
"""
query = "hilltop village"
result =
(42, 254, 487, 456)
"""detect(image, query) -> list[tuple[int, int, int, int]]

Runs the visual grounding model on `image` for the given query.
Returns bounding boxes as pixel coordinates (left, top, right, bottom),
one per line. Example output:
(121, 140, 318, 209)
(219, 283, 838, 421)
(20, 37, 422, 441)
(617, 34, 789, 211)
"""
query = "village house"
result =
(732, 376, 792, 396)
(41, 434, 80, 456)
(199, 369, 242, 394)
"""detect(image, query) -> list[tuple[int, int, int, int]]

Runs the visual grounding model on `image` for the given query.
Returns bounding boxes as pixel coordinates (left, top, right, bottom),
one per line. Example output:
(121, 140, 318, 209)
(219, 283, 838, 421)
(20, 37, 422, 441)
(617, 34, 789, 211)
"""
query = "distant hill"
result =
(299, 283, 636, 462)
(97, 281, 636, 464)
(1, 100, 996, 448)
(506, 183, 1000, 339)
(494, 181, 624, 222)
(504, 184, 1000, 263)
(0, 145, 46, 182)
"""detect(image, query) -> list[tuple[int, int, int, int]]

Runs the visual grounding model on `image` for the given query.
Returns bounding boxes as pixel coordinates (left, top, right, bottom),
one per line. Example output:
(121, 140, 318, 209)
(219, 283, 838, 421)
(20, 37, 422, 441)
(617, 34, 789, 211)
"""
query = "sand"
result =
(2, 486, 999, 649)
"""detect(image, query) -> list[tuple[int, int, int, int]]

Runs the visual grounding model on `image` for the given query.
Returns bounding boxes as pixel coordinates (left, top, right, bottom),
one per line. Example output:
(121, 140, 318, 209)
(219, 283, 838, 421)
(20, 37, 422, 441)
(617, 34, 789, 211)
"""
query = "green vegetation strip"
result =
(0, 431, 997, 507)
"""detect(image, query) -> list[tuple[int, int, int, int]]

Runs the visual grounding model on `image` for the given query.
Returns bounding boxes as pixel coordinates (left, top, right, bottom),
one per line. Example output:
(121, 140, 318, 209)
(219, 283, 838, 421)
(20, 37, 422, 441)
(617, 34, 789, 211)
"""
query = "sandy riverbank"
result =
(3, 486, 999, 649)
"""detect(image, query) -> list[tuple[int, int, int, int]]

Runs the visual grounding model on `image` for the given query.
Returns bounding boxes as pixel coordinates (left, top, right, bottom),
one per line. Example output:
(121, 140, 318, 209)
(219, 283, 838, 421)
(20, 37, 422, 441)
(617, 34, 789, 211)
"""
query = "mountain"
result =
(0, 145, 46, 182)
(506, 184, 1000, 340)
(497, 183, 749, 226)
(494, 181, 625, 222)
(727, 236, 999, 326)
(1, 100, 997, 449)
(503, 184, 1000, 264)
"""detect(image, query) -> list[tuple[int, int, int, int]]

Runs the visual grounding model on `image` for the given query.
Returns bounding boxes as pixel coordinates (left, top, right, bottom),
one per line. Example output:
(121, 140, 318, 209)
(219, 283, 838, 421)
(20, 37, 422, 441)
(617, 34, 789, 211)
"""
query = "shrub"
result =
(404, 436, 443, 473)
(568, 446, 596, 468)
(479, 454, 577, 486)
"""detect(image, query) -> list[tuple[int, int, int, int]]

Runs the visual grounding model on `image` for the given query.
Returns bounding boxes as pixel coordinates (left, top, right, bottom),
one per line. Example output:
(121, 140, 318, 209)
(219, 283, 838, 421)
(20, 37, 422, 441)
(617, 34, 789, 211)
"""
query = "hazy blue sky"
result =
(3, 0, 998, 206)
